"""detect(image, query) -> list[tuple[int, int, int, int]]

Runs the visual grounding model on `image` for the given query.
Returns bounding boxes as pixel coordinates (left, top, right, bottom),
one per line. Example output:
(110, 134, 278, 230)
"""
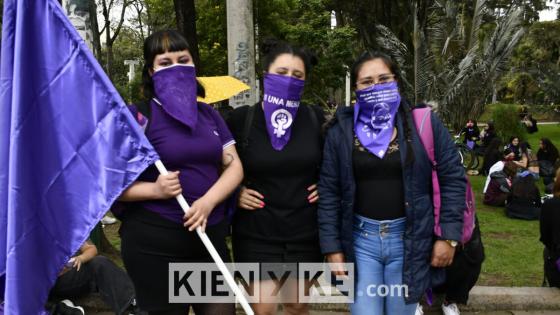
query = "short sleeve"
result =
(126, 104, 148, 130)
(208, 105, 235, 150)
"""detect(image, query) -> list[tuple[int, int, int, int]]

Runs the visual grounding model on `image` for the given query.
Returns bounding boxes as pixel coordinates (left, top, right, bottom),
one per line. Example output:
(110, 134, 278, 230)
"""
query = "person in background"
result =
(480, 138, 502, 176)
(540, 169, 560, 288)
(433, 218, 484, 315)
(505, 136, 521, 161)
(514, 142, 539, 179)
(537, 138, 559, 186)
(478, 121, 497, 155)
(318, 51, 465, 315)
(48, 241, 140, 315)
(483, 161, 517, 207)
(460, 119, 480, 150)
(506, 171, 541, 220)
(483, 148, 515, 193)
(522, 114, 538, 134)
(118, 30, 243, 315)
(226, 39, 323, 315)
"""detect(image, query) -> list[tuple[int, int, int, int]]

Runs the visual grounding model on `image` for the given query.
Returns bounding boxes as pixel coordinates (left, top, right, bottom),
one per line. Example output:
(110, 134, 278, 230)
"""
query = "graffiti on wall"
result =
(232, 42, 253, 107)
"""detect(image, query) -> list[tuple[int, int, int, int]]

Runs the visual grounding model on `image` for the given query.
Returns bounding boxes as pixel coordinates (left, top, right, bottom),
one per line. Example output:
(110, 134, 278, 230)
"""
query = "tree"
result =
(99, 0, 131, 79)
(174, 0, 200, 68)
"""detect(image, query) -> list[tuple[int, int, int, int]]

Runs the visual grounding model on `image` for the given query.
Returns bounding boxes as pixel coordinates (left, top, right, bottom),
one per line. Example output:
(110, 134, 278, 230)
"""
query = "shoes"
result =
(442, 302, 460, 315)
(415, 303, 424, 315)
(55, 300, 84, 315)
(101, 215, 117, 225)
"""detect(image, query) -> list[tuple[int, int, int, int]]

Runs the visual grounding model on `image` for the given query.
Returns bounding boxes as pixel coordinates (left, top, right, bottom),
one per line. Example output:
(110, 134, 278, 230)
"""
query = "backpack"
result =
(412, 107, 476, 244)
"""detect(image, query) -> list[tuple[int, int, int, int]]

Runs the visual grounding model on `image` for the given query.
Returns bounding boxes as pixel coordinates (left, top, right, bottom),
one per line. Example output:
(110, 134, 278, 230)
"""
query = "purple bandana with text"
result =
(263, 73, 305, 151)
(354, 81, 401, 158)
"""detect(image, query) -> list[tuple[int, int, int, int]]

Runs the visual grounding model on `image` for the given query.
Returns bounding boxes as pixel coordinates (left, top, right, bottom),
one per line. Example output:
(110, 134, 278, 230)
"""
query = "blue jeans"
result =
(351, 214, 416, 315)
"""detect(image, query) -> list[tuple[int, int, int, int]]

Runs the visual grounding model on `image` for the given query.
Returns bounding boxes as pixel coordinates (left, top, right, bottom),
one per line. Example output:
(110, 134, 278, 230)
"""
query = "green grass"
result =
(472, 123, 559, 286)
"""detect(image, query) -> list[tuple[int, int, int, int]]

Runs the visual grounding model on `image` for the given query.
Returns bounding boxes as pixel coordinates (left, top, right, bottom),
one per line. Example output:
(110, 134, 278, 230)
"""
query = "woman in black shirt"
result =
(226, 40, 323, 315)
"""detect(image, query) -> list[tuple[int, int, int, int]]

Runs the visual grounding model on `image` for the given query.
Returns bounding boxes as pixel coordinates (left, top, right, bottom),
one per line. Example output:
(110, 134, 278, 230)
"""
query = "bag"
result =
(412, 107, 475, 244)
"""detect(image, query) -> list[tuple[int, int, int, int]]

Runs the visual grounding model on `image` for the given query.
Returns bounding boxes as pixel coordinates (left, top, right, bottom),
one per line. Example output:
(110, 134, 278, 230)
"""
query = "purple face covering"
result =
(263, 73, 305, 151)
(354, 81, 401, 158)
(152, 64, 198, 129)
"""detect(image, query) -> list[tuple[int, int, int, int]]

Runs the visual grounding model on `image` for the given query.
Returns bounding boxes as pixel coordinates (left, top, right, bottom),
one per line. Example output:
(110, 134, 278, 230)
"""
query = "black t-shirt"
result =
(226, 104, 325, 243)
(352, 132, 406, 220)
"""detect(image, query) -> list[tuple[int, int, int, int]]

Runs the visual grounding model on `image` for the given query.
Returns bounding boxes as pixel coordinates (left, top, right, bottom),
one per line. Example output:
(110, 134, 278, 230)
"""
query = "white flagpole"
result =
(154, 160, 254, 315)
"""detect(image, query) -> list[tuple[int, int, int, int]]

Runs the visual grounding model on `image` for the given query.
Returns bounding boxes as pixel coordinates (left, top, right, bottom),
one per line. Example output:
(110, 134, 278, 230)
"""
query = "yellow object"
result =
(197, 76, 250, 104)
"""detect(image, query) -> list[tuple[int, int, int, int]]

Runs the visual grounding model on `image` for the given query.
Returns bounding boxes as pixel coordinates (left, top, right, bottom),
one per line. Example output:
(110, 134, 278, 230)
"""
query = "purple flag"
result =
(0, 0, 159, 314)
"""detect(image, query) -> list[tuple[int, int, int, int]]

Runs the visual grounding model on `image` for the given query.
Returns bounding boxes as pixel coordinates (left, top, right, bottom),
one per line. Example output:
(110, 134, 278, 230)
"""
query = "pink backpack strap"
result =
(412, 108, 443, 238)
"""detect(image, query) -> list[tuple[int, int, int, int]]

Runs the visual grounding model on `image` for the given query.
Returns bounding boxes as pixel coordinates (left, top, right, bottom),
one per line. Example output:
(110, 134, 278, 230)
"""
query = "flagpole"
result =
(154, 160, 254, 315)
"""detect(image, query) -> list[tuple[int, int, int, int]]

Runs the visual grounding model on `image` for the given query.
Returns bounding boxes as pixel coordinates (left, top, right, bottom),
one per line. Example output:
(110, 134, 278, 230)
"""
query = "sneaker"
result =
(415, 303, 424, 315)
(101, 215, 117, 225)
(56, 300, 84, 315)
(442, 302, 460, 315)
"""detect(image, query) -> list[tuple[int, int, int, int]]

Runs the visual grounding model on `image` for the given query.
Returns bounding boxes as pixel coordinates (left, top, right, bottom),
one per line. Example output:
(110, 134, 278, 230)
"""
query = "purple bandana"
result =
(152, 64, 198, 129)
(263, 73, 305, 151)
(354, 81, 401, 158)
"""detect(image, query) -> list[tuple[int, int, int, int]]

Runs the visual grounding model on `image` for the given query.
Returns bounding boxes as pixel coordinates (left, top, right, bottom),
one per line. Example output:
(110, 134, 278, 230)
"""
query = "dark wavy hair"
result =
(141, 30, 205, 100)
(261, 38, 317, 76)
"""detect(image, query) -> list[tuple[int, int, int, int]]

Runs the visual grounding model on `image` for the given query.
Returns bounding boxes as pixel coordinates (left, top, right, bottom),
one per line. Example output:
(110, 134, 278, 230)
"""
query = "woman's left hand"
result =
(183, 197, 215, 232)
(307, 184, 319, 203)
(430, 240, 456, 267)
(72, 256, 83, 271)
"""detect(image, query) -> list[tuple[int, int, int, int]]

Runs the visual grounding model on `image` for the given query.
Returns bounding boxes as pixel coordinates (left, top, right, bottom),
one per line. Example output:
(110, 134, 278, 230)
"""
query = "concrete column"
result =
(62, 0, 94, 51)
(227, 0, 257, 108)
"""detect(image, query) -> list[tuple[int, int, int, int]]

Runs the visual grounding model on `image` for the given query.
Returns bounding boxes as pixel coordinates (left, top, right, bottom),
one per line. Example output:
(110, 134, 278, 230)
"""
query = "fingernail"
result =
(261, 202, 265, 207)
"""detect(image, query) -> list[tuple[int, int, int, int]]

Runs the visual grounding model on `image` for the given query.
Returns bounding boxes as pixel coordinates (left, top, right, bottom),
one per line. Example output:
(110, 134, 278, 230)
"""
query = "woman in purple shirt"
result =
(117, 30, 243, 315)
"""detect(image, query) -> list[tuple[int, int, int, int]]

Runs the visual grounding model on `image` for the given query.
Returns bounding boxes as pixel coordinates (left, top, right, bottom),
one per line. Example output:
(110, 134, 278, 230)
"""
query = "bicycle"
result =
(454, 134, 480, 171)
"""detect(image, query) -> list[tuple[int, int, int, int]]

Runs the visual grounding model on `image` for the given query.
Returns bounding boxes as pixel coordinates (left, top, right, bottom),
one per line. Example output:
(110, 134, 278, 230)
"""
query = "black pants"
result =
(49, 256, 135, 314)
(434, 222, 485, 304)
(544, 248, 560, 288)
(119, 207, 235, 314)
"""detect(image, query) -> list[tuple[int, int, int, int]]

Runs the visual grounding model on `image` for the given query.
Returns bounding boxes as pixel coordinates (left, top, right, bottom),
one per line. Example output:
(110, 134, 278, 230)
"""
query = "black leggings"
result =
(120, 208, 233, 314)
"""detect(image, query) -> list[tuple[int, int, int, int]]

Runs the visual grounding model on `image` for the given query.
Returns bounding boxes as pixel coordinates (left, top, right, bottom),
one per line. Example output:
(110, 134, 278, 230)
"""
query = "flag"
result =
(0, 0, 159, 313)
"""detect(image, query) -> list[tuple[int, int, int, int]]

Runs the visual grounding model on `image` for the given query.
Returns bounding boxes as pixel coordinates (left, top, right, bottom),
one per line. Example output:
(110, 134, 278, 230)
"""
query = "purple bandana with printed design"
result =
(262, 73, 305, 151)
(354, 81, 401, 158)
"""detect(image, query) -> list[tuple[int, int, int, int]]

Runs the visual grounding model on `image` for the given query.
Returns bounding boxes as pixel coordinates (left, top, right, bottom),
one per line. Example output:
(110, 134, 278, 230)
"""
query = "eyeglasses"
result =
(356, 74, 396, 87)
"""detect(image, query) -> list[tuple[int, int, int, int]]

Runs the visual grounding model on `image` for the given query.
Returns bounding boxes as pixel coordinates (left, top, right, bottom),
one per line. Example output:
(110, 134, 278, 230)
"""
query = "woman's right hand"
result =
(238, 187, 264, 210)
(326, 252, 347, 277)
(153, 171, 182, 199)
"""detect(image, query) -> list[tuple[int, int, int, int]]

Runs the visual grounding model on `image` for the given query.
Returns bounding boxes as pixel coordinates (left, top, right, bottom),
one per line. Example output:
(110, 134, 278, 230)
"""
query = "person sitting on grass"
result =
(47, 240, 142, 315)
(514, 142, 539, 179)
(506, 171, 542, 220)
(483, 161, 517, 207)
(540, 168, 560, 288)
(483, 148, 515, 193)
(480, 138, 503, 176)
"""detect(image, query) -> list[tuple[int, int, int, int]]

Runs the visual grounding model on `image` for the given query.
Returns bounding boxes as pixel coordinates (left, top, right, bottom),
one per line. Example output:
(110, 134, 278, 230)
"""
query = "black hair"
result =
(511, 174, 538, 199)
(350, 51, 413, 165)
(519, 141, 531, 155)
(509, 136, 519, 144)
(350, 51, 402, 89)
(141, 30, 205, 100)
(261, 39, 318, 76)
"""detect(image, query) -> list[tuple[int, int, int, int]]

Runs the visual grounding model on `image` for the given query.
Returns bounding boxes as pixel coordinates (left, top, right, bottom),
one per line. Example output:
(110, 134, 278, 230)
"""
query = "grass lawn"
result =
(102, 124, 560, 287)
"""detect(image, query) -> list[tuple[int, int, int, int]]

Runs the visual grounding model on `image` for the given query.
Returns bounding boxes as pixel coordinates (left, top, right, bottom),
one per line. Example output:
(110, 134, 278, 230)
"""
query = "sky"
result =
(540, 1, 559, 21)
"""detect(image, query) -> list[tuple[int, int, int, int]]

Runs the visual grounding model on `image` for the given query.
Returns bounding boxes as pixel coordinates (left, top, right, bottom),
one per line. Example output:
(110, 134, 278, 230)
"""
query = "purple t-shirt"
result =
(133, 101, 235, 225)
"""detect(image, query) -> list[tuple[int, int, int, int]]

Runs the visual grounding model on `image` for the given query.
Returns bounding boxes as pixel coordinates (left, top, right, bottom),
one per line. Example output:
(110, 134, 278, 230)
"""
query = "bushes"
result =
(491, 104, 527, 142)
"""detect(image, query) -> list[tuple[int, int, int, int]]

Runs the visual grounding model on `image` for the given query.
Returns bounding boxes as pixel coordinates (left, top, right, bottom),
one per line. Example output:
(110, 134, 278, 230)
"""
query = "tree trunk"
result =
(89, 0, 102, 60)
(173, 0, 200, 69)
